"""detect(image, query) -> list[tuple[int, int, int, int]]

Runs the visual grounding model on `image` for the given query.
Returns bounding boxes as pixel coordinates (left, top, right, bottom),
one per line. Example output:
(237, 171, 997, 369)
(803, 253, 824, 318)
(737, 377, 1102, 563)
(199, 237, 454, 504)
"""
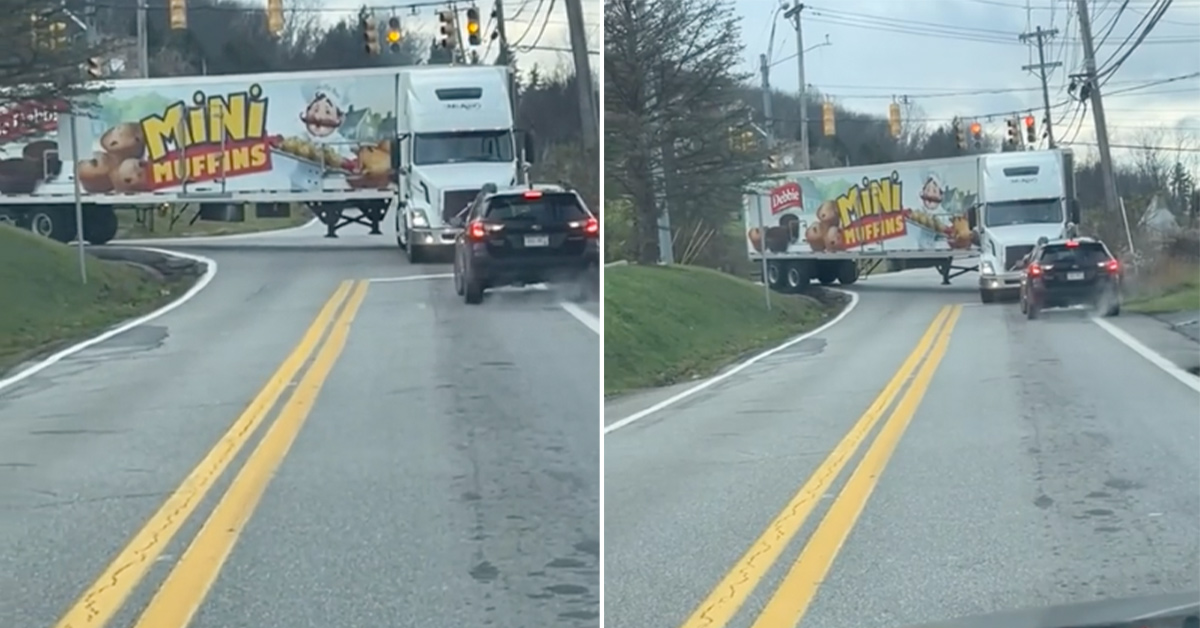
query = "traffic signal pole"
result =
(783, 1, 809, 171)
(759, 53, 774, 149)
(1019, 26, 1060, 148)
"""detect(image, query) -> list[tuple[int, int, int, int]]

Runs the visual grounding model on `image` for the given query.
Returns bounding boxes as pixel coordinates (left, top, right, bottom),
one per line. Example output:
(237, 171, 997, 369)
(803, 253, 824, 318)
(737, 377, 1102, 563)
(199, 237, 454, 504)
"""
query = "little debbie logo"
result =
(139, 84, 272, 190)
(769, 181, 802, 215)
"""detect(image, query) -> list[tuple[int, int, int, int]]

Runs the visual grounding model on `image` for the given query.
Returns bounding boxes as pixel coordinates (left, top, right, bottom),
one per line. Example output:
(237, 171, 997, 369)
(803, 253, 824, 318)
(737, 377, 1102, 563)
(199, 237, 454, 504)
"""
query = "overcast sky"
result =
(319, 0, 600, 76)
(736, 0, 1200, 167)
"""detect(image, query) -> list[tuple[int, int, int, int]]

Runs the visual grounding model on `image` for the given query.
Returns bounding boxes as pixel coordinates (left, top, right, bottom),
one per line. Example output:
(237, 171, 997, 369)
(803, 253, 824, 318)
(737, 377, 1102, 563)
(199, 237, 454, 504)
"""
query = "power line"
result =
(1064, 141, 1200, 151)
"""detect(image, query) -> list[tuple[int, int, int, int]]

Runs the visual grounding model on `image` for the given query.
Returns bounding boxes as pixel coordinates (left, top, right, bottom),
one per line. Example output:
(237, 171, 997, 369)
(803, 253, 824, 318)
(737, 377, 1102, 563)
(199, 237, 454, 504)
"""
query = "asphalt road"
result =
(0, 219, 600, 628)
(604, 269, 1200, 628)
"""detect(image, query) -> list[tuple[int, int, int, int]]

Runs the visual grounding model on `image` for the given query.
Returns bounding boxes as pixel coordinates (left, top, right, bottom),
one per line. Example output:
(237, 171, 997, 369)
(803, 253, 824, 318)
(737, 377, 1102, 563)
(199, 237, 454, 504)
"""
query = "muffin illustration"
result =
(747, 227, 764, 252)
(764, 226, 790, 253)
(805, 222, 828, 251)
(816, 200, 839, 227)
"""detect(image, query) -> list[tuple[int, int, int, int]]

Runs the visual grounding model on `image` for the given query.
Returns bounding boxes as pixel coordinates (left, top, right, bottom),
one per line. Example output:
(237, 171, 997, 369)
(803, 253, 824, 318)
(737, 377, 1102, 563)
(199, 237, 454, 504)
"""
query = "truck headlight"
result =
(411, 210, 429, 228)
(980, 261, 995, 275)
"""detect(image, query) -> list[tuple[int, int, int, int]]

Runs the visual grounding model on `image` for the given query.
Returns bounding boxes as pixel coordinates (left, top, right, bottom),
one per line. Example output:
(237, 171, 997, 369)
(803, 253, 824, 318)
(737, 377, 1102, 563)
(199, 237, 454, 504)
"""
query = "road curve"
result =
(604, 269, 1199, 628)
(0, 222, 600, 628)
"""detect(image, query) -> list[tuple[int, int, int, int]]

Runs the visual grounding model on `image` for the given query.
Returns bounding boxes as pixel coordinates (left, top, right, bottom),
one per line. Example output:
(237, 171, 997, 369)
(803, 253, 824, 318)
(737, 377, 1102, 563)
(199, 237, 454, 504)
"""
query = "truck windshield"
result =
(413, 130, 514, 166)
(984, 199, 1064, 227)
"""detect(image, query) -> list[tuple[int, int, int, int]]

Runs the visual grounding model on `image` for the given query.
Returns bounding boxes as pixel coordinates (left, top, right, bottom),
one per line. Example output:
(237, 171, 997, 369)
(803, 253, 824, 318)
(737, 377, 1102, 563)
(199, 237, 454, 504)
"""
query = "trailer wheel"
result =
(816, 261, 837, 285)
(836, 260, 860, 285)
(784, 262, 811, 291)
(29, 207, 73, 243)
(84, 207, 119, 245)
(766, 261, 784, 290)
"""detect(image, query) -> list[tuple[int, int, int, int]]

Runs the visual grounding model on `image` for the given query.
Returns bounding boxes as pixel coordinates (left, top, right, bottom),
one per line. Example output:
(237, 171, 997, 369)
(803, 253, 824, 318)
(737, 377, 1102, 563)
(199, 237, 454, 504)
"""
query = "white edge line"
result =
(559, 301, 601, 334)
(604, 289, 861, 435)
(1091, 317, 1200, 394)
(367, 273, 453, 283)
(0, 247, 218, 393)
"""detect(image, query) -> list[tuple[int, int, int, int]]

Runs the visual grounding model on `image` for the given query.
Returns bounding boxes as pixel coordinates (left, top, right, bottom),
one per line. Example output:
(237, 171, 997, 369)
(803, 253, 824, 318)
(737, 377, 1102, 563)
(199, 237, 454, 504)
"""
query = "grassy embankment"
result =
(116, 204, 313, 239)
(0, 224, 196, 374)
(605, 263, 847, 396)
(1126, 261, 1200, 314)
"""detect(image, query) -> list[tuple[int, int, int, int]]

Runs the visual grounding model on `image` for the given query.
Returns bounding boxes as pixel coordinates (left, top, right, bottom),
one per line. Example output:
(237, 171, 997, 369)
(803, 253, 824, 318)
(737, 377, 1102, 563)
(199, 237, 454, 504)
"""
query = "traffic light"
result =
(887, 103, 901, 139)
(466, 7, 481, 46)
(168, 0, 186, 30)
(386, 16, 402, 53)
(953, 118, 967, 150)
(48, 20, 67, 49)
(1005, 118, 1019, 147)
(969, 121, 983, 149)
(438, 10, 456, 49)
(266, 0, 284, 36)
(822, 101, 835, 137)
(1024, 115, 1037, 144)
(362, 14, 379, 55)
(86, 57, 103, 79)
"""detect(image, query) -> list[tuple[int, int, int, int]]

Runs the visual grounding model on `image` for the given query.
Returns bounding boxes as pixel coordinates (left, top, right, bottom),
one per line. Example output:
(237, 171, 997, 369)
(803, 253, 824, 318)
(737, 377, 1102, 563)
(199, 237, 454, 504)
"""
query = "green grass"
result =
(605, 264, 844, 395)
(116, 205, 312, 239)
(0, 224, 194, 374)
(1126, 275, 1200, 314)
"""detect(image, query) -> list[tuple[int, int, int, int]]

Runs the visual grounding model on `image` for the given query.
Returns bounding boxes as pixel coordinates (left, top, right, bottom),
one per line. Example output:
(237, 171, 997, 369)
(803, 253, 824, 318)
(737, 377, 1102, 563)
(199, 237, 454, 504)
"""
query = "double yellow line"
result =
(54, 279, 370, 628)
(679, 304, 963, 628)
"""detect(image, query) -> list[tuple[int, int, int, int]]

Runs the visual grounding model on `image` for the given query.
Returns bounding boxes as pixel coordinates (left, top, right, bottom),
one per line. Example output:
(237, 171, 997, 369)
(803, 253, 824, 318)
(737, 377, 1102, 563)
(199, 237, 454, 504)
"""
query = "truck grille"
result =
(1005, 245, 1035, 270)
(442, 189, 479, 223)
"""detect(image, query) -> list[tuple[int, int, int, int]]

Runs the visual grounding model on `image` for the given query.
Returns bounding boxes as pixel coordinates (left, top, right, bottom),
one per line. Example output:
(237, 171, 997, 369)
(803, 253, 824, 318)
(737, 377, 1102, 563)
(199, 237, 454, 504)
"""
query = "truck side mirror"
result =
(522, 131, 536, 165)
(389, 137, 401, 172)
(966, 205, 978, 231)
(1068, 198, 1080, 224)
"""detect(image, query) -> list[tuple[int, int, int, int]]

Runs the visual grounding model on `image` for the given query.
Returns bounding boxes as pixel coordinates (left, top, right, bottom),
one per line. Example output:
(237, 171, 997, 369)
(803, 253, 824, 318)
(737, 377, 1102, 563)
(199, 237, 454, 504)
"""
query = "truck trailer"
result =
(0, 64, 529, 260)
(743, 149, 1080, 303)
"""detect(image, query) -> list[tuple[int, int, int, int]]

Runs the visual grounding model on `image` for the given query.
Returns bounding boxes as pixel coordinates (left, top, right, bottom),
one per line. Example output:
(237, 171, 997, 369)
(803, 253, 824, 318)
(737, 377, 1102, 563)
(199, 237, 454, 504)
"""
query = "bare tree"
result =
(605, 0, 761, 264)
(0, 1, 117, 108)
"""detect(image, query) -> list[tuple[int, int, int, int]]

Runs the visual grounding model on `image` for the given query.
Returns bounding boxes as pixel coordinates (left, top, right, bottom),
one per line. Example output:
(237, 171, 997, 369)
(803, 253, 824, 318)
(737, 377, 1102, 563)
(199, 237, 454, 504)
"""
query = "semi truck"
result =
(0, 64, 529, 263)
(743, 148, 1081, 303)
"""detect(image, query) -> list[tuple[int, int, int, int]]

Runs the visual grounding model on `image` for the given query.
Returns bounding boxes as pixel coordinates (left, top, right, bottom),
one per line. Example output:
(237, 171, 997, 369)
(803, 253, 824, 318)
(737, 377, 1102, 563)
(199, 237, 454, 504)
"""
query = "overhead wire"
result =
(512, 0, 556, 51)
(1097, 0, 1174, 82)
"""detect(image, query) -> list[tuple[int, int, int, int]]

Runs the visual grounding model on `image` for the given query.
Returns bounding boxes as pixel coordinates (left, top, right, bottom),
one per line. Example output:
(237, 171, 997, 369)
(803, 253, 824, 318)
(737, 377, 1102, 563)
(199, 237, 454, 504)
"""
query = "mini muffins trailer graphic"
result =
(748, 170, 976, 255)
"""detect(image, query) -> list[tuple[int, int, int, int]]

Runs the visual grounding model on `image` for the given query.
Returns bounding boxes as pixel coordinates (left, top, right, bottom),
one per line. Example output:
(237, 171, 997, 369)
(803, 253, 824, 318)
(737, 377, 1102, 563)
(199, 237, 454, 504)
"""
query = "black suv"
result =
(451, 184, 600, 304)
(1019, 236, 1123, 319)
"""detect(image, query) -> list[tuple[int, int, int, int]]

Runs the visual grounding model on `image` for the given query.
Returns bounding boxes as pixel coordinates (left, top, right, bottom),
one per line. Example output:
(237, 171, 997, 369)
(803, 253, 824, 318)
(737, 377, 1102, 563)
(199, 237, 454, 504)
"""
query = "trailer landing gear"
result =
(310, 200, 389, 238)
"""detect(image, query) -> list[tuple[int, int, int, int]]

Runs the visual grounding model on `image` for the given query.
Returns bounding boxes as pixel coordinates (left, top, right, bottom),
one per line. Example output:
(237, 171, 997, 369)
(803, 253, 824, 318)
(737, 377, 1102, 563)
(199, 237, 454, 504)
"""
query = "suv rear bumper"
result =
(472, 243, 599, 279)
(1030, 283, 1119, 307)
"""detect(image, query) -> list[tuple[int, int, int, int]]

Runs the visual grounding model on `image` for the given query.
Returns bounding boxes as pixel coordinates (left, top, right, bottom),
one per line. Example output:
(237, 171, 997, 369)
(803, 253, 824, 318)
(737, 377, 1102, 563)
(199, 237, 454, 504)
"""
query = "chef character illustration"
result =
(300, 89, 346, 141)
(919, 174, 943, 210)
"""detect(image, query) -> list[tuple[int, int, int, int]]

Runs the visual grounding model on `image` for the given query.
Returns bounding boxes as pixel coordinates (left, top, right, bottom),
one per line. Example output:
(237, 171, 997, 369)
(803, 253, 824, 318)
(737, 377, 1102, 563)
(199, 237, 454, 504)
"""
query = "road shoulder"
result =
(1102, 310, 1200, 375)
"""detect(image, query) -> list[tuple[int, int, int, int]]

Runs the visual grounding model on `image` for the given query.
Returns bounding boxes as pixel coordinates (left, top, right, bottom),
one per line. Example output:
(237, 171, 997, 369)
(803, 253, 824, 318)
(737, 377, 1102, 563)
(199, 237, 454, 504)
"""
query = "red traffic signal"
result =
(1024, 115, 1035, 128)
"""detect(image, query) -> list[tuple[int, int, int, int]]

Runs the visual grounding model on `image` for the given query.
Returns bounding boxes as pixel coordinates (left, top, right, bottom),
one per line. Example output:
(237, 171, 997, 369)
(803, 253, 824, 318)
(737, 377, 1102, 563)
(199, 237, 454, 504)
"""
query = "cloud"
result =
(735, 0, 1200, 165)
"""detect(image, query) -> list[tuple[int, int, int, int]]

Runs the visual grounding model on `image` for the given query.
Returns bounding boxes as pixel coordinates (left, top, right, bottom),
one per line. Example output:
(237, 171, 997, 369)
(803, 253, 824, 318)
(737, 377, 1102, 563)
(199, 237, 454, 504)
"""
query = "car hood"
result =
(985, 223, 1067, 246)
(412, 163, 518, 193)
(902, 591, 1199, 628)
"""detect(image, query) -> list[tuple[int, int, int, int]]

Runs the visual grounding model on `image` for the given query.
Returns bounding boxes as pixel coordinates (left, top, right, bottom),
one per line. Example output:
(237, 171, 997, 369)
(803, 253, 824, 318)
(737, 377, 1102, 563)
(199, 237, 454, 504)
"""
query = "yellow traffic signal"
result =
(822, 101, 835, 137)
(1024, 115, 1037, 144)
(969, 121, 983, 149)
(1005, 118, 1019, 147)
(953, 117, 967, 150)
(266, 0, 284, 36)
(362, 15, 379, 55)
(438, 10, 456, 49)
(887, 103, 901, 138)
(48, 21, 67, 49)
(466, 7, 481, 46)
(386, 16, 401, 52)
(169, 0, 186, 30)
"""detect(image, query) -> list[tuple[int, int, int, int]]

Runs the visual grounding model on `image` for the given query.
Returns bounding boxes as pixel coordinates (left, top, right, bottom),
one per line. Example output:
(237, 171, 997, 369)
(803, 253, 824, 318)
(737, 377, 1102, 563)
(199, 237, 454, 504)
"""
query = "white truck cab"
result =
(973, 149, 1081, 303)
(394, 66, 532, 263)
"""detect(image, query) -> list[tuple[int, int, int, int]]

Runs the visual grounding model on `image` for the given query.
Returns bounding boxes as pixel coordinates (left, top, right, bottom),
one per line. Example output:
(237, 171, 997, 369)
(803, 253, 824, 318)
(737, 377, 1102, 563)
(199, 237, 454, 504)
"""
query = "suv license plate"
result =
(524, 235, 550, 247)
(1067, 271, 1084, 281)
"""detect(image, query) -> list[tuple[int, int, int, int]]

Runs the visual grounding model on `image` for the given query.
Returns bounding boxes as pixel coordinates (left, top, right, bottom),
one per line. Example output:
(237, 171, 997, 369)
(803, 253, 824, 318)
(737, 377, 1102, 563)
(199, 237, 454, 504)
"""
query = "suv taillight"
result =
(584, 217, 599, 236)
(468, 221, 487, 241)
(1027, 263, 1043, 277)
(1102, 259, 1119, 273)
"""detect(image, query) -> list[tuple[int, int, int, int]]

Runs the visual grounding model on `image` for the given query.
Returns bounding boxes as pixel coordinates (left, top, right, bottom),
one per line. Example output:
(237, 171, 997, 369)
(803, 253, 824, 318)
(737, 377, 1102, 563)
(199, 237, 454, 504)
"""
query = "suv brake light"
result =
(1102, 259, 1119, 273)
(1027, 263, 1043, 277)
(523, 190, 543, 199)
(584, 217, 599, 236)
(1065, 239, 1079, 248)
(468, 220, 487, 241)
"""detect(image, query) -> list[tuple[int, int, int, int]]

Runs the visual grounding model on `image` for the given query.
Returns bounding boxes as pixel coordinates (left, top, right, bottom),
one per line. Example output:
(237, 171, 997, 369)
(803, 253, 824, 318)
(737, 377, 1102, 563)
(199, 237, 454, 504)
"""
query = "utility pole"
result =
(1019, 26, 1061, 148)
(136, 0, 148, 77)
(563, 0, 598, 149)
(783, 1, 809, 171)
(491, 0, 518, 119)
(759, 53, 774, 147)
(1072, 0, 1119, 212)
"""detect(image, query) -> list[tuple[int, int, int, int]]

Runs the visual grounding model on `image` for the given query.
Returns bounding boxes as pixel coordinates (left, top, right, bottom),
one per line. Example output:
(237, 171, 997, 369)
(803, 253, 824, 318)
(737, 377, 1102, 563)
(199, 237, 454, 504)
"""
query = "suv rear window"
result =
(485, 192, 588, 223)
(1040, 242, 1110, 265)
